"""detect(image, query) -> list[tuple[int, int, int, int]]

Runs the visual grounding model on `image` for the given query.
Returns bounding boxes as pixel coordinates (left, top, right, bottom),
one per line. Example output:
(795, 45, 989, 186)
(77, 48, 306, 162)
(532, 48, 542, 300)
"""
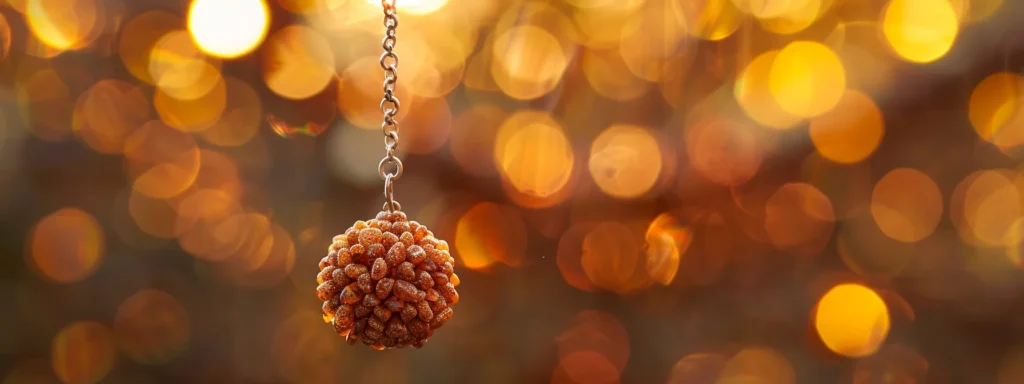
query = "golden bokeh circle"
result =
(491, 25, 569, 100)
(200, 77, 264, 147)
(882, 0, 959, 64)
(969, 72, 1024, 150)
(263, 25, 336, 100)
(961, 170, 1021, 246)
(154, 75, 228, 133)
(588, 125, 662, 199)
(735, 50, 804, 130)
(682, 0, 743, 41)
(148, 30, 223, 101)
(72, 80, 151, 154)
(118, 11, 182, 85)
(494, 110, 574, 199)
(769, 41, 847, 118)
(123, 121, 202, 199)
(809, 90, 885, 164)
(757, 0, 824, 35)
(26, 0, 99, 51)
(814, 283, 890, 358)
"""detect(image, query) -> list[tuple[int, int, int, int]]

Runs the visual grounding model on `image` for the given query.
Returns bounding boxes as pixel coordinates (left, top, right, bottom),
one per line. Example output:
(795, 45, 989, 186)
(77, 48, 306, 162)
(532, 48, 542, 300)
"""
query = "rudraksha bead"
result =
(317, 210, 459, 349)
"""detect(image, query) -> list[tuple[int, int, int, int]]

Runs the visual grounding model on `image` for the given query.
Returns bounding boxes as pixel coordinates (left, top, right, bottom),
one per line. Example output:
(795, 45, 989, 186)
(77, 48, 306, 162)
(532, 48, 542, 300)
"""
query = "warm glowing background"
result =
(2, 0, 1024, 382)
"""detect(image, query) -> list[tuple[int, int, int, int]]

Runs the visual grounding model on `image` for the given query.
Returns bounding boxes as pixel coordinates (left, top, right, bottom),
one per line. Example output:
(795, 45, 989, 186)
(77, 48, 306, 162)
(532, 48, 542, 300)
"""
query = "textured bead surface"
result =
(317, 210, 458, 349)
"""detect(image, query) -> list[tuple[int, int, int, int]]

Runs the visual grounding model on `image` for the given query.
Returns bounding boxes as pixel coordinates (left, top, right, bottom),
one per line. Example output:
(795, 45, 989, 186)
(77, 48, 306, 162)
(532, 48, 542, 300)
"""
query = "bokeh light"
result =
(736, 50, 804, 130)
(554, 310, 629, 383)
(557, 222, 601, 292)
(148, 30, 223, 101)
(666, 352, 726, 383)
(114, 290, 190, 365)
(72, 80, 151, 154)
(815, 283, 890, 358)
(882, 0, 959, 63)
(685, 115, 763, 186)
(455, 202, 528, 269)
(871, 168, 943, 243)
(363, 0, 448, 15)
(769, 41, 847, 118)
(757, 0, 826, 35)
(51, 321, 117, 384)
(491, 25, 569, 100)
(263, 25, 335, 100)
(123, 121, 202, 199)
(644, 213, 691, 286)
(580, 222, 647, 293)
(582, 48, 648, 101)
(0, 12, 13, 60)
(153, 76, 227, 132)
(25, 0, 99, 51)
(119, 11, 182, 85)
(809, 90, 885, 164)
(29, 208, 105, 283)
(718, 347, 795, 384)
(617, 0, 692, 82)
(187, 0, 270, 59)
(494, 110, 574, 202)
(200, 77, 263, 147)
(683, 0, 743, 41)
(961, 170, 1021, 246)
(588, 124, 662, 199)
(969, 72, 1024, 150)
(15, 60, 75, 141)
(764, 183, 836, 256)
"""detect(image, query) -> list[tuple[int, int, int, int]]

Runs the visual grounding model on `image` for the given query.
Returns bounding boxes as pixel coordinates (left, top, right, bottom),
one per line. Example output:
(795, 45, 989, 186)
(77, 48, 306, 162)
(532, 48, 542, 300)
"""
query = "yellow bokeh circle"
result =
(735, 50, 803, 130)
(882, 0, 959, 64)
(815, 283, 890, 358)
(769, 41, 847, 118)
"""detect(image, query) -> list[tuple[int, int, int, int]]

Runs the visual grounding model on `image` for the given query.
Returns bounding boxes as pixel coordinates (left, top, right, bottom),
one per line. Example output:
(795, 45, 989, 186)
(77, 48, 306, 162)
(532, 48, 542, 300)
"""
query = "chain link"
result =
(377, 0, 402, 212)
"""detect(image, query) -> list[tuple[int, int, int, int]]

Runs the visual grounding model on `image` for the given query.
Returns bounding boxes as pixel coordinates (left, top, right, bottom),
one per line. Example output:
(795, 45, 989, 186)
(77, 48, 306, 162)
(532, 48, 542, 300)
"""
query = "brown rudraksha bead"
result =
(317, 210, 459, 349)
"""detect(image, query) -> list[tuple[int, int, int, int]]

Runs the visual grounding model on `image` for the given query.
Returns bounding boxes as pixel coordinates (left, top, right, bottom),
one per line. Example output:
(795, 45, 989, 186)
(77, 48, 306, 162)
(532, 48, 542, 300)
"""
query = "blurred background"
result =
(3, 0, 1024, 382)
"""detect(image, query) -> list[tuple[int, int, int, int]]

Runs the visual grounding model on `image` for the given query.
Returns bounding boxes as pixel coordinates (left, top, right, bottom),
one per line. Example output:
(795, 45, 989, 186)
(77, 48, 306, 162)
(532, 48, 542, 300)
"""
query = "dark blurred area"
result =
(4, 0, 1024, 383)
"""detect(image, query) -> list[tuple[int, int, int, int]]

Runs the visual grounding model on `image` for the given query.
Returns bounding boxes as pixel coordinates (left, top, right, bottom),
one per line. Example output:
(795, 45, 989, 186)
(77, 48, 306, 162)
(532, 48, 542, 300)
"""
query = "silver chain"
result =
(377, 0, 402, 212)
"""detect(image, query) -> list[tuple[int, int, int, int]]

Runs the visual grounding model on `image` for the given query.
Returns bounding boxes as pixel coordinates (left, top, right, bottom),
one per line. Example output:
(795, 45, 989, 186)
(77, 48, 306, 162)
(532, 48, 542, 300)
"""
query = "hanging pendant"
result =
(315, 0, 457, 350)
(317, 208, 459, 349)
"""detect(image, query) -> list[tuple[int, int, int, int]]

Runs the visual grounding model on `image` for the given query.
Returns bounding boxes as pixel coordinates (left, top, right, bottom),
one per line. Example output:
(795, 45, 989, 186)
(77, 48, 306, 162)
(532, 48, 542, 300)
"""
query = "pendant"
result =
(316, 209, 459, 349)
